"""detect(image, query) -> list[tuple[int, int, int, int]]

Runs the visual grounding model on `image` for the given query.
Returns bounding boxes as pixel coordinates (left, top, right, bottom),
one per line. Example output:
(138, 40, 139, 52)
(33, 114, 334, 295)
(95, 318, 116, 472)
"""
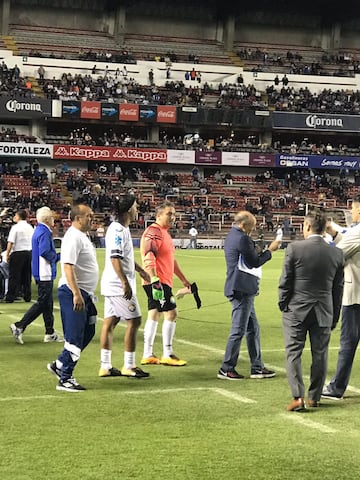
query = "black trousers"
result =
(6, 250, 32, 302)
(17, 280, 54, 334)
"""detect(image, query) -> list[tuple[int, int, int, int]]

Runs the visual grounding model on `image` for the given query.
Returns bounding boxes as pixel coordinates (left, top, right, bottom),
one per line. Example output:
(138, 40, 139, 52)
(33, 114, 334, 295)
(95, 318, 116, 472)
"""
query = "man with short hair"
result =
(322, 195, 360, 400)
(218, 211, 280, 380)
(99, 195, 150, 379)
(5, 209, 33, 303)
(279, 210, 344, 411)
(47, 204, 99, 392)
(9, 206, 62, 345)
(141, 200, 192, 366)
(188, 225, 198, 249)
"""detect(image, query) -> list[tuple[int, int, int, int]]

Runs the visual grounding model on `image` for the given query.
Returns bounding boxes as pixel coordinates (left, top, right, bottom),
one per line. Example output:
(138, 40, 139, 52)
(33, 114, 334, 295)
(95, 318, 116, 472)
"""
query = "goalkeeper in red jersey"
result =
(140, 200, 191, 366)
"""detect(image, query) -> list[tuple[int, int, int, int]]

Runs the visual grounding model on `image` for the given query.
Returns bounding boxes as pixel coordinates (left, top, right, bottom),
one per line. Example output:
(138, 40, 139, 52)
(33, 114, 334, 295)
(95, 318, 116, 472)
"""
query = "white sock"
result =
(162, 320, 176, 358)
(143, 319, 158, 358)
(100, 348, 112, 370)
(124, 351, 135, 370)
(55, 359, 63, 369)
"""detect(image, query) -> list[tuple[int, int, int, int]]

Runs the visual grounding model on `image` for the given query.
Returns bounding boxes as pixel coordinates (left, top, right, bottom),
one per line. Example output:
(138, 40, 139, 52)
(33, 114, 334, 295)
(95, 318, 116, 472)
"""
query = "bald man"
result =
(218, 211, 281, 380)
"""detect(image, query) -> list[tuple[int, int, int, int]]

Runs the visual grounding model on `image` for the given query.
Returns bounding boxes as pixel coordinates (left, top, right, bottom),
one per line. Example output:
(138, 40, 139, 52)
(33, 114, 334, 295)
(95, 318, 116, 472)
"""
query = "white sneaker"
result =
(44, 331, 64, 343)
(9, 324, 24, 344)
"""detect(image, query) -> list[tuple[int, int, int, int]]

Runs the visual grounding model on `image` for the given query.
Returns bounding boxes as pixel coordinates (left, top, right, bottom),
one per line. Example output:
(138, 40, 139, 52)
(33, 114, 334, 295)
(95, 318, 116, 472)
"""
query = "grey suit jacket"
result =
(334, 223, 360, 306)
(278, 235, 344, 328)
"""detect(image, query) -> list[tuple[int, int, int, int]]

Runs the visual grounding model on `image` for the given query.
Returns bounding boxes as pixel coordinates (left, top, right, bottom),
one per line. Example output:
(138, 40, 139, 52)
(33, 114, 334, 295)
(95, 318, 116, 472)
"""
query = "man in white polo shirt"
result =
(5, 209, 34, 303)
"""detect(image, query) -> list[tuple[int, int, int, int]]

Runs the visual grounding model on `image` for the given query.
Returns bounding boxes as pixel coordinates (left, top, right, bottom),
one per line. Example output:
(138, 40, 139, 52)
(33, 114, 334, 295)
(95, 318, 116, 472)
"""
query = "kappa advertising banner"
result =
(167, 149, 195, 164)
(195, 151, 221, 165)
(0, 97, 52, 119)
(0, 142, 53, 158)
(81, 101, 101, 120)
(53, 145, 167, 163)
(157, 105, 177, 123)
(276, 154, 360, 170)
(249, 153, 276, 167)
(221, 151, 249, 166)
(272, 111, 360, 132)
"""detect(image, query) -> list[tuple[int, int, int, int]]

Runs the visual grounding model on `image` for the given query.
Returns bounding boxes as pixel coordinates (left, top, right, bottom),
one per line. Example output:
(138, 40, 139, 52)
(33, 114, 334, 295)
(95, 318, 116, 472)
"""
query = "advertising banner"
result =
(139, 105, 157, 123)
(62, 101, 80, 118)
(249, 153, 276, 167)
(195, 151, 221, 165)
(276, 154, 360, 169)
(53, 145, 167, 163)
(0, 97, 52, 119)
(80, 101, 101, 119)
(157, 105, 177, 123)
(0, 142, 53, 158)
(119, 103, 139, 121)
(272, 111, 360, 132)
(101, 103, 119, 121)
(167, 149, 195, 164)
(222, 151, 249, 166)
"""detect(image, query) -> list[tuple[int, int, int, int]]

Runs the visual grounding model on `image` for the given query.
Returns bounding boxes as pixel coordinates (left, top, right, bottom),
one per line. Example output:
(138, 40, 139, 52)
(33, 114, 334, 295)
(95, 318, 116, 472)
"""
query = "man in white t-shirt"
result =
(188, 225, 198, 249)
(5, 209, 33, 303)
(99, 195, 151, 378)
(47, 204, 99, 392)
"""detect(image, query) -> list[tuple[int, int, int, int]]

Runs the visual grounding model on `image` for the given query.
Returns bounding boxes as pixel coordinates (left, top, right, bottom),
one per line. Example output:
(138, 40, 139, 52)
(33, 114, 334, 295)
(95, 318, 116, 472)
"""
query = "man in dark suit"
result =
(218, 211, 281, 380)
(279, 209, 344, 411)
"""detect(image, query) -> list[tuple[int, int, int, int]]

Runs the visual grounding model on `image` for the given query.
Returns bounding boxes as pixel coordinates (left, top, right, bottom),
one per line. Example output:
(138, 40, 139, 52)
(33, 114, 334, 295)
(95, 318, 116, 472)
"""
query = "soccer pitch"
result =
(0, 249, 359, 480)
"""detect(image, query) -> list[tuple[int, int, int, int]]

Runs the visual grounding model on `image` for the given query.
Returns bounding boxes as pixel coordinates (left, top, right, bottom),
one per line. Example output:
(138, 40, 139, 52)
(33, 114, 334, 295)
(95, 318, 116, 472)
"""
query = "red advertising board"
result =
(53, 145, 167, 163)
(81, 101, 101, 119)
(119, 103, 139, 121)
(157, 105, 177, 123)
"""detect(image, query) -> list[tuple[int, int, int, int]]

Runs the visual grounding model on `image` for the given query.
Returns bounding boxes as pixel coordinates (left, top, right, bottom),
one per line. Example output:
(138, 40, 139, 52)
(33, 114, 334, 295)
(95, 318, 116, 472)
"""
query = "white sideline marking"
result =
(122, 386, 256, 404)
(280, 413, 337, 434)
(0, 395, 57, 402)
(212, 388, 257, 404)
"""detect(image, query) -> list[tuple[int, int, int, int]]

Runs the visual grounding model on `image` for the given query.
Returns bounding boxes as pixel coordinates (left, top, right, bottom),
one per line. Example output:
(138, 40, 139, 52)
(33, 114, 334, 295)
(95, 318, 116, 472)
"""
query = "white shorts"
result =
(104, 295, 141, 320)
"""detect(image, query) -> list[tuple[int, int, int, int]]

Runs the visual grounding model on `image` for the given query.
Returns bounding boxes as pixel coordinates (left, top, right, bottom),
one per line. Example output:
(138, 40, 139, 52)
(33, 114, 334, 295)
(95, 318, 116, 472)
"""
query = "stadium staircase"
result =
(2, 35, 19, 55)
(27, 76, 44, 97)
(226, 51, 243, 67)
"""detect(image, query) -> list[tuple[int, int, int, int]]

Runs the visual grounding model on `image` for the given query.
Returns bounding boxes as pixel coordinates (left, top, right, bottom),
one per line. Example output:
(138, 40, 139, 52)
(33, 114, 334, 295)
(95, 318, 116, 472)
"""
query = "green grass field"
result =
(0, 249, 359, 480)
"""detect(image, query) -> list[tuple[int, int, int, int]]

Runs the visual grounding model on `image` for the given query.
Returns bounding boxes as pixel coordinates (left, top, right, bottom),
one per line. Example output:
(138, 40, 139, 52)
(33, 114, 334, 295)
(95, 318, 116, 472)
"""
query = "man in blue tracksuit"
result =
(9, 206, 62, 345)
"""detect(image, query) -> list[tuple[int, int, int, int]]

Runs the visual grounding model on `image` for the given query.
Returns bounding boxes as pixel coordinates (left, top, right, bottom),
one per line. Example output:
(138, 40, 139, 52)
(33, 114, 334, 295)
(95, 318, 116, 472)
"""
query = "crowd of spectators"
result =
(237, 46, 360, 77)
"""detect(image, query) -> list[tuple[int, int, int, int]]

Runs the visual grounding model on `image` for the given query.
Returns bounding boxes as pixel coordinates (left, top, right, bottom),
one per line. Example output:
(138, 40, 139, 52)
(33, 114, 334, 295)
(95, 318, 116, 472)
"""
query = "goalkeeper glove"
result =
(151, 276, 165, 302)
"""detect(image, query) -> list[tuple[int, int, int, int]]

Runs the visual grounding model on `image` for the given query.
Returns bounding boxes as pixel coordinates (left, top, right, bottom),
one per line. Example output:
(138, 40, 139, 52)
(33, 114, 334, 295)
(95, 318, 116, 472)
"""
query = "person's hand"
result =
(151, 276, 165, 302)
(268, 240, 282, 252)
(138, 268, 151, 283)
(326, 220, 337, 237)
(123, 279, 132, 300)
(73, 292, 85, 311)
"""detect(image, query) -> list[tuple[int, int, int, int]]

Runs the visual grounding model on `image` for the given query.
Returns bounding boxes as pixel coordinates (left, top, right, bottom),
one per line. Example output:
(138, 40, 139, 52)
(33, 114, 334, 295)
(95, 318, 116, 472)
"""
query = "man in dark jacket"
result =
(10, 206, 62, 345)
(279, 209, 344, 411)
(218, 211, 281, 380)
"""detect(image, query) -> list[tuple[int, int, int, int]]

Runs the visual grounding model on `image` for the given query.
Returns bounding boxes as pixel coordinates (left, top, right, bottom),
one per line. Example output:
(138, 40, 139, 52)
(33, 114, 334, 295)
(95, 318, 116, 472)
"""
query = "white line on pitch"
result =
(279, 413, 337, 434)
(121, 386, 256, 404)
(212, 388, 257, 404)
(0, 395, 57, 402)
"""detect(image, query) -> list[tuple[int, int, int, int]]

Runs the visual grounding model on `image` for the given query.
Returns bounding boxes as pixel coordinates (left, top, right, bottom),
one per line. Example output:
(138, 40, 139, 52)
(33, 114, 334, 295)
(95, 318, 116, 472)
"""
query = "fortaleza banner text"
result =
(0, 142, 53, 158)
(272, 111, 360, 132)
(276, 154, 360, 169)
(53, 145, 168, 163)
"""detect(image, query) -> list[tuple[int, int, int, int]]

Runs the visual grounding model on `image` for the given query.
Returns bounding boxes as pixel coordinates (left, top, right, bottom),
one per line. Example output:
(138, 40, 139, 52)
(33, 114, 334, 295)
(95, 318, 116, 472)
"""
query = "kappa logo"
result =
(128, 303, 136, 312)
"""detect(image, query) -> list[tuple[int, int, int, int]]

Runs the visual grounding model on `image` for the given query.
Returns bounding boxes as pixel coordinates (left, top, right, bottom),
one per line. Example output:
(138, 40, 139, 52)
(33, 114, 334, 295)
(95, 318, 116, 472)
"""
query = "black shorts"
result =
(143, 284, 177, 312)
